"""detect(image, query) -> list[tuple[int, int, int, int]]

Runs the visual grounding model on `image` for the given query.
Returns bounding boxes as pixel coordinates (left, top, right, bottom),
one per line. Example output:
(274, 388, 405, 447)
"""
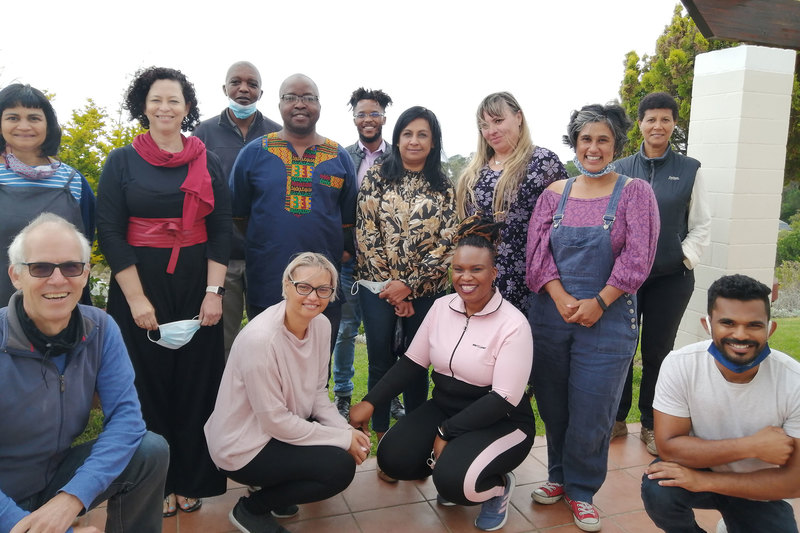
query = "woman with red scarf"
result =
(97, 67, 231, 517)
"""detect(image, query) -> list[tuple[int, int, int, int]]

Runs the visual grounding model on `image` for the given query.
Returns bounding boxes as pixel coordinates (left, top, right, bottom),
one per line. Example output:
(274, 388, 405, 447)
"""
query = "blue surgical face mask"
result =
(228, 98, 258, 119)
(147, 316, 201, 350)
(572, 156, 616, 179)
(704, 315, 772, 373)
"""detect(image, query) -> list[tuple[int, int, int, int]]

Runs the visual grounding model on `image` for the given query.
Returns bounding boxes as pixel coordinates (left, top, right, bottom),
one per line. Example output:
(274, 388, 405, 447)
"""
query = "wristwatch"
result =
(206, 285, 226, 296)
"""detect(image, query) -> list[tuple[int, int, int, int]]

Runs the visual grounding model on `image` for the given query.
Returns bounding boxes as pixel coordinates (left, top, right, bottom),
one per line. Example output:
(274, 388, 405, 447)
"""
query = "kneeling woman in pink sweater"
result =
(205, 252, 370, 532)
(350, 218, 535, 532)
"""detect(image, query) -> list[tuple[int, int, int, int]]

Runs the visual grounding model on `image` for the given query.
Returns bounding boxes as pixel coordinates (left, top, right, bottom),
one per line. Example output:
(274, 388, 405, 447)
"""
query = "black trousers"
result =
(377, 399, 535, 506)
(616, 268, 695, 428)
(223, 438, 355, 514)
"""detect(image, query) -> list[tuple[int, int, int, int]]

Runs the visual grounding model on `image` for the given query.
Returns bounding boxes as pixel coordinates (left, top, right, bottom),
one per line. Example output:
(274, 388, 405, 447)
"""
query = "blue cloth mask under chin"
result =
(705, 315, 772, 373)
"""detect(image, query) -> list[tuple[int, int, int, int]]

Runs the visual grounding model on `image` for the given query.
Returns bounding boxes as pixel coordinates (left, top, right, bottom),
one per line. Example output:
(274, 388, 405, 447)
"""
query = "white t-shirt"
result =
(654, 340, 800, 473)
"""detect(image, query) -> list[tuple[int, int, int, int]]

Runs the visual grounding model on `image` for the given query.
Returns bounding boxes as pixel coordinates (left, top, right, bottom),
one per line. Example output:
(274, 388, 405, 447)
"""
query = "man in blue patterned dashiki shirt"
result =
(229, 73, 357, 352)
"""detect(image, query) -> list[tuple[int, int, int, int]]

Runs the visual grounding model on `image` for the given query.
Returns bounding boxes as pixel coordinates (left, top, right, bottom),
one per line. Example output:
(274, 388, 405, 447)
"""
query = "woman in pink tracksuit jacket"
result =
(350, 216, 534, 531)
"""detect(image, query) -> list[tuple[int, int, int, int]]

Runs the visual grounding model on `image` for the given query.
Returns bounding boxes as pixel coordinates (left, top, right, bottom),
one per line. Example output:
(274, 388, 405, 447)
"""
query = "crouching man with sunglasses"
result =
(0, 213, 169, 533)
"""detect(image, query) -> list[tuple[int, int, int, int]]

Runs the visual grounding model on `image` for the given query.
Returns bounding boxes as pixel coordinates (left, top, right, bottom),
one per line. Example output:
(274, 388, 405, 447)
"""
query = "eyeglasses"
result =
(21, 261, 86, 278)
(280, 94, 320, 104)
(287, 276, 334, 299)
(354, 112, 385, 119)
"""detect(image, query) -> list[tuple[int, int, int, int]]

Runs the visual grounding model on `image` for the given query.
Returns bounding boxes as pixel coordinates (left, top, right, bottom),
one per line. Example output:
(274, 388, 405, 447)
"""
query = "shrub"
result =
(776, 213, 800, 265)
(774, 260, 800, 317)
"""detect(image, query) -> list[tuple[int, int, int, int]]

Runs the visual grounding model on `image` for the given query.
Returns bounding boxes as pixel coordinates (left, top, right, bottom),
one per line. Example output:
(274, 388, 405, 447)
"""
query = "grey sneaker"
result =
(640, 427, 658, 455)
(390, 397, 405, 419)
(335, 395, 351, 420)
(229, 497, 290, 533)
(611, 420, 628, 439)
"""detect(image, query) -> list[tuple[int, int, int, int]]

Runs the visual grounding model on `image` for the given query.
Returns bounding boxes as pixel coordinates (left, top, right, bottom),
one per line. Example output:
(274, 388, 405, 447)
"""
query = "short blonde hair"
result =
(281, 252, 338, 302)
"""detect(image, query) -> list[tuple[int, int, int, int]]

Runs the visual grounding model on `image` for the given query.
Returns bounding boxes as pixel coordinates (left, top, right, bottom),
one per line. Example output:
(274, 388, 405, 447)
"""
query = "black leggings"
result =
(222, 438, 355, 514)
(377, 400, 535, 506)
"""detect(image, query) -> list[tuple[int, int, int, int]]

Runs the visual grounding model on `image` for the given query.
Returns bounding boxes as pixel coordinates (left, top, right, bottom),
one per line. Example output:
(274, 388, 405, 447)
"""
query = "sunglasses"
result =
(21, 261, 86, 278)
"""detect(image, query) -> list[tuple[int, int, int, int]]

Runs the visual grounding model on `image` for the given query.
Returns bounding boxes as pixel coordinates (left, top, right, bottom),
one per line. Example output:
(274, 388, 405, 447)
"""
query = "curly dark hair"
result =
(123, 67, 200, 132)
(0, 84, 62, 156)
(379, 106, 449, 193)
(454, 214, 504, 265)
(348, 88, 393, 110)
(563, 103, 632, 158)
(708, 274, 771, 319)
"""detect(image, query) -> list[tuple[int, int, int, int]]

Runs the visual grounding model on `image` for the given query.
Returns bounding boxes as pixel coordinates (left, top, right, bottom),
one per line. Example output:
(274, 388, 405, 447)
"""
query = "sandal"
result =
(163, 494, 177, 518)
(177, 495, 202, 513)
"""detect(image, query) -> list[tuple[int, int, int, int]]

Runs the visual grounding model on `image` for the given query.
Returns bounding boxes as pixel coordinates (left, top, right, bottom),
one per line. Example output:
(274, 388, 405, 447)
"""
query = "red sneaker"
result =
(564, 494, 600, 532)
(530, 481, 564, 504)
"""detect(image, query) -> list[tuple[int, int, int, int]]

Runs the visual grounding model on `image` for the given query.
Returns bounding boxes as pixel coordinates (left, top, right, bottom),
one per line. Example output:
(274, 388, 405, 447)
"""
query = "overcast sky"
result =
(1, 0, 682, 164)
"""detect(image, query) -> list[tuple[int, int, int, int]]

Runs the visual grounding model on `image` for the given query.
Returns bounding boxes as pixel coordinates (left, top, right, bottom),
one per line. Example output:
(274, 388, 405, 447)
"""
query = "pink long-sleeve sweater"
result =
(204, 301, 352, 472)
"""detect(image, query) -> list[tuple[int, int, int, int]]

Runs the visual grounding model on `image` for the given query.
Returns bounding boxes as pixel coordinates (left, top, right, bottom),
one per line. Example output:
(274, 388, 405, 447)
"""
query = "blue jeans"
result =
(332, 258, 361, 397)
(359, 289, 439, 432)
(17, 431, 169, 533)
(641, 460, 798, 533)
(530, 291, 637, 503)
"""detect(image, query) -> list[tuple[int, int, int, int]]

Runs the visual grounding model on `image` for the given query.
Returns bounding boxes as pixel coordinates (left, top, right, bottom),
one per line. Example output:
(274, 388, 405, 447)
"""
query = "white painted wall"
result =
(676, 45, 796, 347)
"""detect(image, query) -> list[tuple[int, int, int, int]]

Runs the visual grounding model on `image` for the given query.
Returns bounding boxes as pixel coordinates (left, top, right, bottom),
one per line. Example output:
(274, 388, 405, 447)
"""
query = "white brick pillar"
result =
(676, 45, 796, 347)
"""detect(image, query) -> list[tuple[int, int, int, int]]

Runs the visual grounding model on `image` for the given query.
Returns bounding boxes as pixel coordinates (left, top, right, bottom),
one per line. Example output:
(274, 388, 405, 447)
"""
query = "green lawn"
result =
(75, 317, 800, 449)
(330, 316, 800, 444)
(771, 316, 800, 356)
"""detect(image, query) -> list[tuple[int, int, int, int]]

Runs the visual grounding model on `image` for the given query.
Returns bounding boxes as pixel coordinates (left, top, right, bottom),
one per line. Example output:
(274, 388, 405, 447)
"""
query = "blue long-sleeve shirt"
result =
(0, 297, 145, 532)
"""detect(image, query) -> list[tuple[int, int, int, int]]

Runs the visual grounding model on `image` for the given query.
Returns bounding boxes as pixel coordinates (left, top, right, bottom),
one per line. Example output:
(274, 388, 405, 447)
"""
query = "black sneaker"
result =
(229, 497, 290, 533)
(335, 395, 351, 420)
(390, 397, 405, 419)
(270, 504, 299, 518)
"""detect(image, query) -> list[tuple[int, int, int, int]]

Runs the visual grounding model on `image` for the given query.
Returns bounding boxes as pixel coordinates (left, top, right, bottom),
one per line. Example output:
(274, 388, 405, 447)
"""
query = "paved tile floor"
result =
(78, 423, 799, 532)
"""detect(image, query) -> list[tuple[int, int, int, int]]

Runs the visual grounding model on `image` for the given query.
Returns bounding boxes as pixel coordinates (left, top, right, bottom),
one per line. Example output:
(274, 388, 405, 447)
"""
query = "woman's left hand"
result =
(379, 280, 412, 306)
(349, 401, 374, 433)
(566, 298, 604, 328)
(199, 293, 223, 326)
(394, 300, 415, 317)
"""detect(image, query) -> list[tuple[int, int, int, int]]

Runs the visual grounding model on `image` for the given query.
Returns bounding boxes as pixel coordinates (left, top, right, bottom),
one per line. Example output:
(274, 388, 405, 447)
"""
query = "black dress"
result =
(97, 144, 231, 497)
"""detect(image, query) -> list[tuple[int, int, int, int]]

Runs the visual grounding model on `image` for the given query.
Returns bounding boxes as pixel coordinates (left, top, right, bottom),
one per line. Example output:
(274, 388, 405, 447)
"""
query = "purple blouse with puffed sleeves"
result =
(525, 177, 660, 294)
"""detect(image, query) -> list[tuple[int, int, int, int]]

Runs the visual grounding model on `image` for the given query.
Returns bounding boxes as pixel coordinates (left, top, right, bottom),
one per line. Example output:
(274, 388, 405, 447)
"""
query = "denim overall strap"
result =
(602, 175, 627, 230)
(552, 177, 576, 229)
(549, 175, 627, 299)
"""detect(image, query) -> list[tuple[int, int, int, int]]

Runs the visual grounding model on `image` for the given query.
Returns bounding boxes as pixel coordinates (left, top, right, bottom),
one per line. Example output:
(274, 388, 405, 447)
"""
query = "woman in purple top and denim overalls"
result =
(525, 104, 659, 532)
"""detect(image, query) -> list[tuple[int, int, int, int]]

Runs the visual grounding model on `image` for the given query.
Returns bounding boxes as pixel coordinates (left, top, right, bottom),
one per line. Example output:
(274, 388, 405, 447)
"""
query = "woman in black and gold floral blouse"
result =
(355, 106, 456, 481)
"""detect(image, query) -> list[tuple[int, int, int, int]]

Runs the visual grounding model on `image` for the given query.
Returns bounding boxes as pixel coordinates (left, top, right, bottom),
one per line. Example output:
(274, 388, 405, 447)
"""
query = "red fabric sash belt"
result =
(127, 216, 207, 274)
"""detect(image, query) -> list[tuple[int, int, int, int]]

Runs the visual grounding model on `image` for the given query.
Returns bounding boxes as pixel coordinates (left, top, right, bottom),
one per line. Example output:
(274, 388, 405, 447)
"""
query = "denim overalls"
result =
(530, 175, 639, 503)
